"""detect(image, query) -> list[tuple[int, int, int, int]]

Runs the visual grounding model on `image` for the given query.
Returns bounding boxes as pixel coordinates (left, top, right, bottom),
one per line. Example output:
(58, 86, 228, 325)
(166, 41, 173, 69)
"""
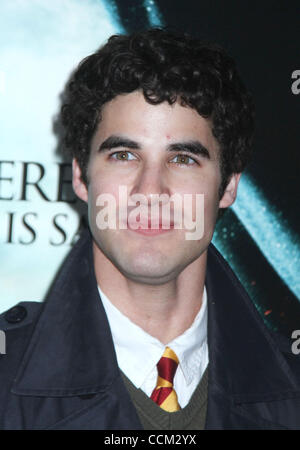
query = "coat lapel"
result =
(204, 244, 300, 429)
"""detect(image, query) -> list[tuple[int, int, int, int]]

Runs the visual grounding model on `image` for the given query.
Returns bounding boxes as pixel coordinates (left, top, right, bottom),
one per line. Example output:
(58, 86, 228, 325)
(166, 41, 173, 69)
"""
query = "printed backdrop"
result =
(0, 0, 299, 336)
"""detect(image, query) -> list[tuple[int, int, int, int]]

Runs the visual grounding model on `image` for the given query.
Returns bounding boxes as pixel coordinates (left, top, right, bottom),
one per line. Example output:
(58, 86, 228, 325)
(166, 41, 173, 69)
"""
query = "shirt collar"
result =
(168, 288, 207, 384)
(98, 285, 207, 388)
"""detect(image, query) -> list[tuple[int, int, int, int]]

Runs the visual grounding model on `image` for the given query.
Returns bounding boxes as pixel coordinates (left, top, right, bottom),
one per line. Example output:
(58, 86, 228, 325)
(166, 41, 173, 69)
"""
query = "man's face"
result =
(73, 91, 240, 285)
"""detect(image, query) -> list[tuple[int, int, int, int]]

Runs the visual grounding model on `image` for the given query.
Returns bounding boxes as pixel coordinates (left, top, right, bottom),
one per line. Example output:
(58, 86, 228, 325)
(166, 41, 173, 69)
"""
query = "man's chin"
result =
(116, 265, 179, 286)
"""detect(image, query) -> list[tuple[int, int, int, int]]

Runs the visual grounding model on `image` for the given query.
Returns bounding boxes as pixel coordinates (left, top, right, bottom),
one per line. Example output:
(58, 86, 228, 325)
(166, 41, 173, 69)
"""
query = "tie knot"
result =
(156, 347, 179, 385)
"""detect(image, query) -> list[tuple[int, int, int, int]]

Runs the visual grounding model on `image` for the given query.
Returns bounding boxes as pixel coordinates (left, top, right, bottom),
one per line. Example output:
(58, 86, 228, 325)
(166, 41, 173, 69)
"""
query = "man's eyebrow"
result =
(98, 135, 211, 159)
(167, 141, 211, 159)
(98, 135, 140, 152)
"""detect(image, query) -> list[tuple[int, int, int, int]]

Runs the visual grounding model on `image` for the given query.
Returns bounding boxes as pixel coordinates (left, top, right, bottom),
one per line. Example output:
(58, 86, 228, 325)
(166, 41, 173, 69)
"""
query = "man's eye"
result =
(110, 151, 136, 161)
(171, 154, 197, 165)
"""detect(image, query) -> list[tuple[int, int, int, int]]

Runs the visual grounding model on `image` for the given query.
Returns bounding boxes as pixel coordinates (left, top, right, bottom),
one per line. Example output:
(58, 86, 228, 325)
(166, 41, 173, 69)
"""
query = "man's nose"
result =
(130, 164, 171, 206)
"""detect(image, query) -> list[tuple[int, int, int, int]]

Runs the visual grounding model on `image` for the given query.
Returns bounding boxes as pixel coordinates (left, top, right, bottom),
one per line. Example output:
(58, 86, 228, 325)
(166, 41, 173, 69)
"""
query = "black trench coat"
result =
(1, 229, 300, 429)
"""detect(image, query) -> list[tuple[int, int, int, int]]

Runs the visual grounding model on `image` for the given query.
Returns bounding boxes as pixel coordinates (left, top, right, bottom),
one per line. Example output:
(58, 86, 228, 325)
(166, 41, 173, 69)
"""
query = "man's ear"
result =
(219, 173, 242, 209)
(72, 159, 88, 203)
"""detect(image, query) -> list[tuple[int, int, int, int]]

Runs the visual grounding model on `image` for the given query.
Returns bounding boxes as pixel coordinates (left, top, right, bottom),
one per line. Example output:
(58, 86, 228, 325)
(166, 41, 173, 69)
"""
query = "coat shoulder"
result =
(0, 302, 43, 428)
(0, 301, 43, 366)
(0, 301, 43, 332)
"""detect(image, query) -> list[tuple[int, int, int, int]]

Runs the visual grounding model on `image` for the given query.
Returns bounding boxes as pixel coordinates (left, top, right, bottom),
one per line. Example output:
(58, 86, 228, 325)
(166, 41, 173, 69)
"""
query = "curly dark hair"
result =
(61, 28, 254, 197)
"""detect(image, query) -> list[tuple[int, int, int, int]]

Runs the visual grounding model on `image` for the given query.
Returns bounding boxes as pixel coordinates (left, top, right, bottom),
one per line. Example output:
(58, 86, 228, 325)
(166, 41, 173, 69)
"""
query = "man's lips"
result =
(125, 216, 175, 234)
(124, 210, 174, 228)
(127, 218, 175, 229)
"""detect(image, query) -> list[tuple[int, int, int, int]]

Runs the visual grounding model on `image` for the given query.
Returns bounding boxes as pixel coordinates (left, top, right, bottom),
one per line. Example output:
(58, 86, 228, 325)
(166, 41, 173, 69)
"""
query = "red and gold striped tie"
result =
(150, 347, 181, 412)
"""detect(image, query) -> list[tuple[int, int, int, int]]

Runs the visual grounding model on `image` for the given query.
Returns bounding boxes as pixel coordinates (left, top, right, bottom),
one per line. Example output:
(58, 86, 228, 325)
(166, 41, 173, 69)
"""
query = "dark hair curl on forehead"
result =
(61, 28, 255, 198)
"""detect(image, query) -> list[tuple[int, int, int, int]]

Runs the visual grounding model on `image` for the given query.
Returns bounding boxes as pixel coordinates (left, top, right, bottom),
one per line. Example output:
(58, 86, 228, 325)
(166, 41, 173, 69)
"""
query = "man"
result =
(0, 29, 299, 430)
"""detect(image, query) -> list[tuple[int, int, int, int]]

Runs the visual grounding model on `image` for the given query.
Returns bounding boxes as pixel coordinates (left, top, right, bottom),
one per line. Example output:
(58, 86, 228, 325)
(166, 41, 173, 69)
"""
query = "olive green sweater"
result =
(121, 365, 209, 430)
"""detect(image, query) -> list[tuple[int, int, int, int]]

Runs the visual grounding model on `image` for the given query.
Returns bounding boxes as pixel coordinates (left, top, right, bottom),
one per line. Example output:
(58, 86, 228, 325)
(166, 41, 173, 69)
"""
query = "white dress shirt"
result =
(98, 285, 209, 408)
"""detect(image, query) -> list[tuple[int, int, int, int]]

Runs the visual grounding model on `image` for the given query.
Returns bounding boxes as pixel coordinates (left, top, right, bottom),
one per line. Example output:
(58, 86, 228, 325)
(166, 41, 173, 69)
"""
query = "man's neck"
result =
(93, 241, 207, 344)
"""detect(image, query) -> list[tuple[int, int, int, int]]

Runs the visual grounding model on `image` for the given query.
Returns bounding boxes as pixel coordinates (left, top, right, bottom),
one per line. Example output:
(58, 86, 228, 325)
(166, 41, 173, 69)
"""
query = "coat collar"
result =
(12, 228, 300, 403)
(12, 228, 120, 396)
(205, 244, 300, 404)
